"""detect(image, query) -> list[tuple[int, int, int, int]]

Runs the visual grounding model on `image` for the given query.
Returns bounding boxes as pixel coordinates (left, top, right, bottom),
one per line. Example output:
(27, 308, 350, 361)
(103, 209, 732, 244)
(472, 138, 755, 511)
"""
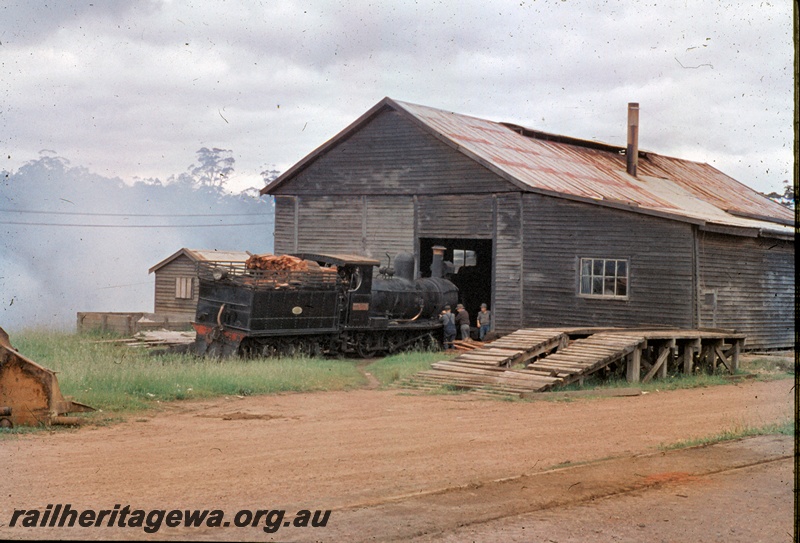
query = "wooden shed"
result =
(148, 248, 250, 316)
(261, 98, 794, 350)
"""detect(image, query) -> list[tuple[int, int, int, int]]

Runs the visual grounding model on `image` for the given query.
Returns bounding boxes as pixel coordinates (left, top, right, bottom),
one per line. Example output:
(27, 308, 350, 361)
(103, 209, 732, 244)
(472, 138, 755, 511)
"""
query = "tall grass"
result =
(11, 331, 365, 412)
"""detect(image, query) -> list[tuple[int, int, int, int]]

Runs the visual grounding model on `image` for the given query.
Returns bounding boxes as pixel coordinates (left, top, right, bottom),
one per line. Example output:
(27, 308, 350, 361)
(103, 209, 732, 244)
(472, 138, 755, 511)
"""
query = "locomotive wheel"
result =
(306, 339, 323, 358)
(355, 332, 384, 358)
(356, 343, 377, 359)
(386, 333, 402, 354)
(277, 338, 300, 358)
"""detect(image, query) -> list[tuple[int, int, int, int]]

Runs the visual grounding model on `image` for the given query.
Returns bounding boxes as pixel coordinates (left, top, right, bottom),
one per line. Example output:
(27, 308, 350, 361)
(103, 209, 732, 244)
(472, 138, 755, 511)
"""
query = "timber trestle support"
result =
(399, 327, 746, 397)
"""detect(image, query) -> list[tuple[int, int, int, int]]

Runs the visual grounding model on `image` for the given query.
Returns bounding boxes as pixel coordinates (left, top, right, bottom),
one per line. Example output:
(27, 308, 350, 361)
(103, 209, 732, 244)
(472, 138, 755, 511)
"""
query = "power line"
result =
(0, 221, 272, 228)
(0, 208, 268, 217)
(96, 281, 153, 290)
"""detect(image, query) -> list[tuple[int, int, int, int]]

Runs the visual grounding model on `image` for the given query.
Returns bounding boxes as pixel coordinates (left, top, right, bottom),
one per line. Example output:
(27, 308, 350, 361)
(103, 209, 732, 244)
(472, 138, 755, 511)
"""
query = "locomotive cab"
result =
(293, 254, 380, 330)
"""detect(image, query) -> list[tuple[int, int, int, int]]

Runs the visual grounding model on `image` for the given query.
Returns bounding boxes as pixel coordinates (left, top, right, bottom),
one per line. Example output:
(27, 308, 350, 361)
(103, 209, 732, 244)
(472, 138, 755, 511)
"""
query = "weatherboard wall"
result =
(269, 108, 518, 196)
(520, 193, 696, 330)
(152, 253, 198, 315)
(697, 231, 794, 350)
(493, 192, 524, 333)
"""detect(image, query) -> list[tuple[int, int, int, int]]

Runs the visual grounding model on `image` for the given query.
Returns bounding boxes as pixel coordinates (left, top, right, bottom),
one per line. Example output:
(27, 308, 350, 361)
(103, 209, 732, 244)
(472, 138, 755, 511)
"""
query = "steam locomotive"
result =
(192, 247, 459, 358)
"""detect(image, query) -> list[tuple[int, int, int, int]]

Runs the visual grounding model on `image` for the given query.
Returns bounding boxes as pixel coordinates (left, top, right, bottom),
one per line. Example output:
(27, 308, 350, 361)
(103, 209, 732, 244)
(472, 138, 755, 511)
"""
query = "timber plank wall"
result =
(153, 254, 197, 314)
(697, 231, 794, 349)
(494, 193, 524, 332)
(269, 109, 511, 196)
(521, 193, 695, 330)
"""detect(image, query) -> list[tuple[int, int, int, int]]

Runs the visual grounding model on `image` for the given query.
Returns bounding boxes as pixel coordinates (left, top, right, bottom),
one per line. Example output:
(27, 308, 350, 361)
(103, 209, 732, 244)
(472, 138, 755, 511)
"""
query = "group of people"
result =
(439, 302, 492, 349)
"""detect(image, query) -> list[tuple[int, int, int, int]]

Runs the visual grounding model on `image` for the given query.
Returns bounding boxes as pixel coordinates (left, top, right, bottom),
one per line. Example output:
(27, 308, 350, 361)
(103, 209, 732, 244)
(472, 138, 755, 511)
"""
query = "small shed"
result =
(148, 248, 250, 316)
(260, 97, 794, 350)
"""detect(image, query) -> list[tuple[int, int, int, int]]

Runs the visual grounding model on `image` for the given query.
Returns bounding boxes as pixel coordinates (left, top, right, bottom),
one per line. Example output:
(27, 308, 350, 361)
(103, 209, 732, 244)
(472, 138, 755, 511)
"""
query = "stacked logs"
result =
(241, 254, 338, 289)
(245, 253, 310, 271)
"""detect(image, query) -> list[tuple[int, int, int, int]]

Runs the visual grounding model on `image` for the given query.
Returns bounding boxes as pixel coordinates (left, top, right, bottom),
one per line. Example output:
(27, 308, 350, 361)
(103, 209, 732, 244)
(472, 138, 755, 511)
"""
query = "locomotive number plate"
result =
(351, 303, 369, 311)
(291, 306, 303, 315)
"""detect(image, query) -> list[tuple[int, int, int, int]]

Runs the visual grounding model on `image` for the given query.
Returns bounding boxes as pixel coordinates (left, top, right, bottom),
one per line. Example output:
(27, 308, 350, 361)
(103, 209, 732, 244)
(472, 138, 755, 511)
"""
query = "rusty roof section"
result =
(262, 97, 793, 235)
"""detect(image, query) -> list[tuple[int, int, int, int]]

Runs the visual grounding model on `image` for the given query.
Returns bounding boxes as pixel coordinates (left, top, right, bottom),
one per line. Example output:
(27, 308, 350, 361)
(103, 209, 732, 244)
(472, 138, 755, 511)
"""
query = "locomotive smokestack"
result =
(431, 246, 446, 279)
(626, 102, 639, 177)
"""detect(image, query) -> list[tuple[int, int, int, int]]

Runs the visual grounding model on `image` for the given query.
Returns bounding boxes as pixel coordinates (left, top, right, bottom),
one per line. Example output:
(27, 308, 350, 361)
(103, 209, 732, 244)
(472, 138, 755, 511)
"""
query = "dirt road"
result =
(0, 378, 793, 541)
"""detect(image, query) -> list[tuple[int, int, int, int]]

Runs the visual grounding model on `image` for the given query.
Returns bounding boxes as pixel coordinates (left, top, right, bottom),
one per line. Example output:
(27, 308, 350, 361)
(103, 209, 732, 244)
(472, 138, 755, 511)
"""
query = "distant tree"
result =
(260, 166, 280, 185)
(761, 180, 795, 209)
(189, 147, 235, 189)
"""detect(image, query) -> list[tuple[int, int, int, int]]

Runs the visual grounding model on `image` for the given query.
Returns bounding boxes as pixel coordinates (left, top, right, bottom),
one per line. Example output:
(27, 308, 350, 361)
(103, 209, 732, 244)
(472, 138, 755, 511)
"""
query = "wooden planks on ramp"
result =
(399, 329, 571, 395)
(399, 329, 645, 396)
(522, 332, 645, 386)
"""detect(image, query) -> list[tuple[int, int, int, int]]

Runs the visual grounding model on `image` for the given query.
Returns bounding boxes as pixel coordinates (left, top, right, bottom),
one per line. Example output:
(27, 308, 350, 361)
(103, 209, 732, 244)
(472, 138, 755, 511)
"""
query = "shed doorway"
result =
(419, 238, 493, 335)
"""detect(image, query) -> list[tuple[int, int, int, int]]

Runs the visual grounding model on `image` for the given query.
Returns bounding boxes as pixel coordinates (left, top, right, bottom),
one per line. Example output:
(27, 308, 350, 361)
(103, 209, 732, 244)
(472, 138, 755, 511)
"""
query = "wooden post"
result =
(682, 344, 694, 374)
(684, 338, 701, 374)
(626, 347, 641, 383)
(711, 339, 724, 373)
(660, 339, 675, 380)
(731, 339, 741, 373)
(659, 347, 669, 379)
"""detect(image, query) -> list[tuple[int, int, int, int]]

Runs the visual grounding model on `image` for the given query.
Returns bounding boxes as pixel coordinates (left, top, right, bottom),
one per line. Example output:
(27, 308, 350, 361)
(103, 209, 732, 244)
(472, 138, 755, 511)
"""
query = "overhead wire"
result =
(0, 221, 271, 228)
(0, 208, 268, 217)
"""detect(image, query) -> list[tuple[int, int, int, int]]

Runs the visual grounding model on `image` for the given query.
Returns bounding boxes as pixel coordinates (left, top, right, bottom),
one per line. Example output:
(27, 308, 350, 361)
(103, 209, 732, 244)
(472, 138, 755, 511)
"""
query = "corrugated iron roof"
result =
(263, 97, 794, 236)
(149, 248, 251, 274)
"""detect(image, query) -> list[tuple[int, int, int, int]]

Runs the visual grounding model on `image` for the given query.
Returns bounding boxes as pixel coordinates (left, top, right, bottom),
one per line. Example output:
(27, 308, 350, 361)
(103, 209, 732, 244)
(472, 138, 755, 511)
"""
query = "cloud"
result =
(1, 0, 793, 196)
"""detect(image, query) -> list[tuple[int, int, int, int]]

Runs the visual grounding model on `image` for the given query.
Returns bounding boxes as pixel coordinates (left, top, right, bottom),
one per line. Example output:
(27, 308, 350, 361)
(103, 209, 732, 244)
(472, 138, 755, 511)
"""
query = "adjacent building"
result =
(148, 248, 250, 316)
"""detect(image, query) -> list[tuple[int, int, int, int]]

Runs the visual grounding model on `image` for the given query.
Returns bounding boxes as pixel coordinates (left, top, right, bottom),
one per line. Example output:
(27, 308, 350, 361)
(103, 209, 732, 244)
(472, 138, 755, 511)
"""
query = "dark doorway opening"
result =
(419, 238, 492, 335)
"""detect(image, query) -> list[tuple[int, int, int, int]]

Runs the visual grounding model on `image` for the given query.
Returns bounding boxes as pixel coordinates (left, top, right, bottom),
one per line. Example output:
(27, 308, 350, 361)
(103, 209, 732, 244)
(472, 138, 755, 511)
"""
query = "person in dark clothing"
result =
(477, 303, 492, 341)
(440, 305, 456, 349)
(455, 304, 471, 341)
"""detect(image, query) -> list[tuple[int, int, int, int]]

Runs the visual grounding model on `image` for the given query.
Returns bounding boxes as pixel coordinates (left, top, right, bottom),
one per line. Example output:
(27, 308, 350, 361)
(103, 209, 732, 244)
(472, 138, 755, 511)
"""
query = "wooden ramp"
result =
(399, 329, 572, 395)
(399, 329, 644, 396)
(522, 332, 645, 387)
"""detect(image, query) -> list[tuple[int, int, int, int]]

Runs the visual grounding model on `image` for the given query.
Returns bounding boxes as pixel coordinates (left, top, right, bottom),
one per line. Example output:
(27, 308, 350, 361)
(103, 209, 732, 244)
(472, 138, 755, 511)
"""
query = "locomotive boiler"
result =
(192, 247, 458, 358)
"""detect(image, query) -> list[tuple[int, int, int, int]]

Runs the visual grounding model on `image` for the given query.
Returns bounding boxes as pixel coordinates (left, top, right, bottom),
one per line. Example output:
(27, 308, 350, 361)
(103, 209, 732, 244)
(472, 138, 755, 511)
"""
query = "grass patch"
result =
(660, 418, 794, 451)
(556, 372, 733, 394)
(738, 354, 794, 378)
(366, 350, 453, 386)
(10, 331, 365, 413)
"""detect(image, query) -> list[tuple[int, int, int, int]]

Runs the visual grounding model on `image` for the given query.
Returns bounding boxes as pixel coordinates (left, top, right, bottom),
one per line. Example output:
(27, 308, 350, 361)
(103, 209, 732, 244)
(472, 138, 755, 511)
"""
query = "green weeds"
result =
(660, 418, 794, 451)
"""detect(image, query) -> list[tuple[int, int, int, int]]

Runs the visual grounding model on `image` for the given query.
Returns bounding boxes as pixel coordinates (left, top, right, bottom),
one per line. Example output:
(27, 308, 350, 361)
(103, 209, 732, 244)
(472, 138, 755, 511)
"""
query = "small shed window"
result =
(579, 258, 628, 298)
(453, 249, 477, 274)
(175, 277, 194, 300)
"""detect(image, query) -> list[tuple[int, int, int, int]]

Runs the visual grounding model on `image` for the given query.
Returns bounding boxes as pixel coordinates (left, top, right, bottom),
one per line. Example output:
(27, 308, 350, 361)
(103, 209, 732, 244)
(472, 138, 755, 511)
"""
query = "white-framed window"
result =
(579, 258, 628, 298)
(175, 277, 194, 299)
(453, 249, 477, 274)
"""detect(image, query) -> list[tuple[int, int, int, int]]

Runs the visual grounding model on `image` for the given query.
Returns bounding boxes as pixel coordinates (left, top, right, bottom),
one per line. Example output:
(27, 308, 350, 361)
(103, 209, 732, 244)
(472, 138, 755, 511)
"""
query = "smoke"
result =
(0, 151, 274, 332)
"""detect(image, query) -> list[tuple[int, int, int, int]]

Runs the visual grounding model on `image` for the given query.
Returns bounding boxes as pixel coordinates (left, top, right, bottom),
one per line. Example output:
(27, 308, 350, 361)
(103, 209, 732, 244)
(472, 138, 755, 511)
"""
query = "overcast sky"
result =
(1, 0, 794, 195)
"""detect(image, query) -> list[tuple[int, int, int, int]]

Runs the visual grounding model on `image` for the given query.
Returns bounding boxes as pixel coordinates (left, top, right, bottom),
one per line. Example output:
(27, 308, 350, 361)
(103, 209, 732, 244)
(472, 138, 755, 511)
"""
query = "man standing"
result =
(455, 304, 471, 341)
(477, 303, 492, 341)
(440, 305, 456, 350)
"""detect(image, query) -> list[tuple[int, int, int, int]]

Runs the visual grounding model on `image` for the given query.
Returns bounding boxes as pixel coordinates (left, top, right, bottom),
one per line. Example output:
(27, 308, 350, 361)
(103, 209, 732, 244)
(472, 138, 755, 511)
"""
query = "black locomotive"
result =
(192, 247, 458, 358)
